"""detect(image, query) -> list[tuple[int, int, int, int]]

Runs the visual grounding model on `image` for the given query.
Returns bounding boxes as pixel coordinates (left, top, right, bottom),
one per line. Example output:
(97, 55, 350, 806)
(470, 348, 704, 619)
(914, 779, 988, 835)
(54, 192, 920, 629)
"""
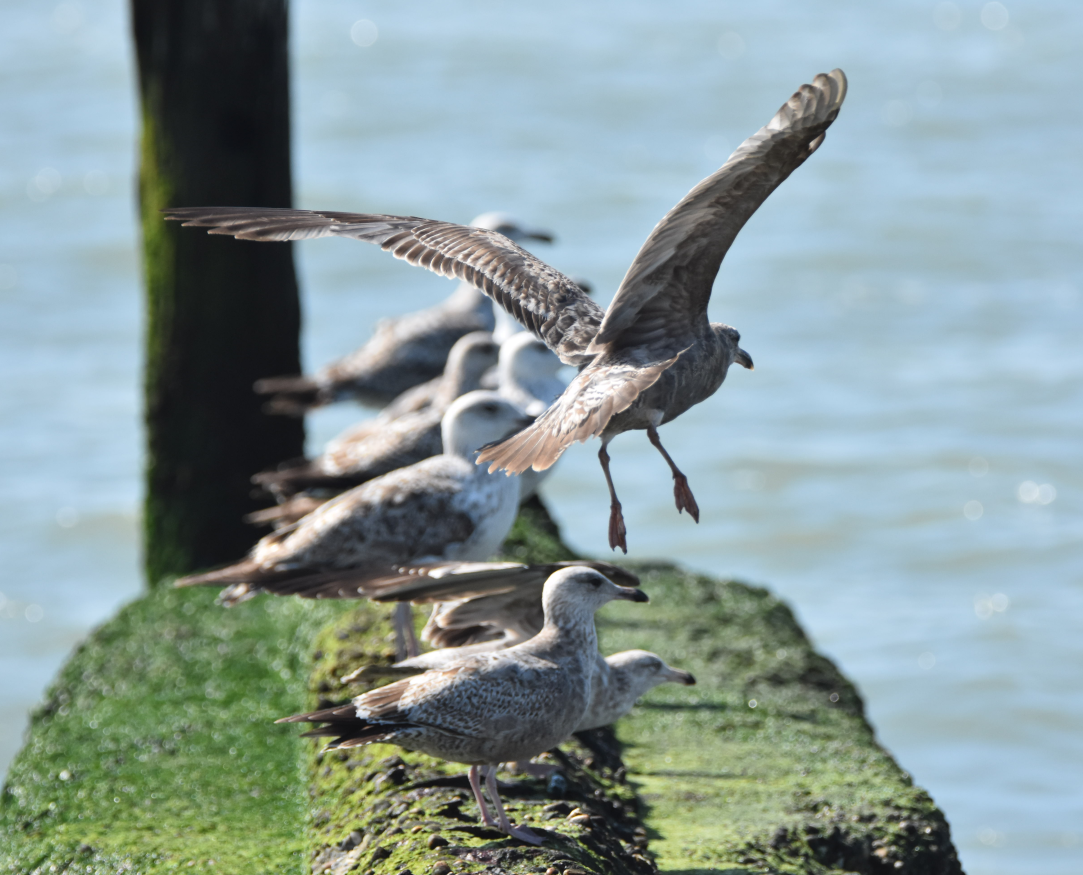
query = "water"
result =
(1, 2, 1080, 872)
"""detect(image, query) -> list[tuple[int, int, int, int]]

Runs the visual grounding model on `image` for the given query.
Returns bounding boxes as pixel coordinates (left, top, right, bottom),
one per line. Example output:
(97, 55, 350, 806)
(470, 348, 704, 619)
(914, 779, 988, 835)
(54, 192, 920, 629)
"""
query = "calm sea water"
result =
(2, 2, 1080, 872)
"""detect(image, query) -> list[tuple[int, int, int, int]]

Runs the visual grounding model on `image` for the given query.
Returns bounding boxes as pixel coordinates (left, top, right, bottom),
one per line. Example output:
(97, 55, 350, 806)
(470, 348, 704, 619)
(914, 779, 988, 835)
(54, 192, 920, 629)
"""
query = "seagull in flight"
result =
(167, 69, 847, 551)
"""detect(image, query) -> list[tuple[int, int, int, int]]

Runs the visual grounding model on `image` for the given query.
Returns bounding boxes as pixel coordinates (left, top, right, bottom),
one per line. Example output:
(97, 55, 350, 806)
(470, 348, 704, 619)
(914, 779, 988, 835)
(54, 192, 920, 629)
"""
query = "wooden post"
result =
(133, 0, 304, 586)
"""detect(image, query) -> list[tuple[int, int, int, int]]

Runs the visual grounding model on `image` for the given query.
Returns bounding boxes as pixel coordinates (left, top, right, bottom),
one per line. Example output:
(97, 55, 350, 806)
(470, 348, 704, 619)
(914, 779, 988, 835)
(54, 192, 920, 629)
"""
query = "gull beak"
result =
(614, 585, 650, 603)
(735, 348, 754, 371)
(669, 668, 696, 686)
(523, 228, 555, 244)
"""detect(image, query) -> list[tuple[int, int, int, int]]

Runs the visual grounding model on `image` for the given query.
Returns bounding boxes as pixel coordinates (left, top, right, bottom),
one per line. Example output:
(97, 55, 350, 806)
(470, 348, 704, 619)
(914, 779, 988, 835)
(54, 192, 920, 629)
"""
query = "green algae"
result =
(301, 605, 656, 875)
(600, 564, 962, 875)
(0, 585, 348, 874)
(1, 502, 963, 874)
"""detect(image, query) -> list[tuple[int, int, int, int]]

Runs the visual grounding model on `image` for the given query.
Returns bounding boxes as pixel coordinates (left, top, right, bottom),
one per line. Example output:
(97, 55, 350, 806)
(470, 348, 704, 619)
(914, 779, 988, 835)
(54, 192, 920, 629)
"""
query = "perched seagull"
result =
(348, 559, 641, 652)
(253, 213, 553, 413)
(496, 331, 566, 418)
(494, 331, 567, 501)
(166, 69, 847, 551)
(337, 564, 694, 733)
(278, 566, 650, 844)
(176, 391, 532, 656)
(579, 649, 695, 732)
(248, 332, 499, 517)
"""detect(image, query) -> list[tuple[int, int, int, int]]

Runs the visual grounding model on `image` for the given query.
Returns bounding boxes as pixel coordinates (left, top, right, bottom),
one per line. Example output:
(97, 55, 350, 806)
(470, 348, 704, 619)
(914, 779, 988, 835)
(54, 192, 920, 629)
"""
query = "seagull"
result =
(579, 649, 695, 732)
(166, 69, 847, 551)
(176, 391, 532, 656)
(277, 566, 650, 844)
(335, 564, 693, 732)
(347, 559, 641, 653)
(248, 332, 499, 519)
(253, 213, 553, 414)
(496, 331, 566, 419)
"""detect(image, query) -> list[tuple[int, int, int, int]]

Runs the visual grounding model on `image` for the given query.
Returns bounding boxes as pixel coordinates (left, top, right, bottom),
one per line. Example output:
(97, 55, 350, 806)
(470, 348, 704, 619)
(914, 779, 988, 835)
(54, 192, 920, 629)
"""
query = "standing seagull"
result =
(255, 213, 553, 413)
(176, 391, 532, 656)
(278, 566, 650, 844)
(249, 332, 500, 508)
(167, 70, 847, 551)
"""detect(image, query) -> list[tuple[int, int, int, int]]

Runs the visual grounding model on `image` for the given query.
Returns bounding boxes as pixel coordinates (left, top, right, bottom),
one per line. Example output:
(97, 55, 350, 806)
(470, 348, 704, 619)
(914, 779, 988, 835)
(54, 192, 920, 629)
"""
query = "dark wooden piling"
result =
(133, 0, 304, 586)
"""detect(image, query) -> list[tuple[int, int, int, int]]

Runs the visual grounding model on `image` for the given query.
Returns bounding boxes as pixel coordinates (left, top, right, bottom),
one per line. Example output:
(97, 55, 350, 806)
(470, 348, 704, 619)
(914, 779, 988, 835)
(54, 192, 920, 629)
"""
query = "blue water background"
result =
(1, 2, 1081, 872)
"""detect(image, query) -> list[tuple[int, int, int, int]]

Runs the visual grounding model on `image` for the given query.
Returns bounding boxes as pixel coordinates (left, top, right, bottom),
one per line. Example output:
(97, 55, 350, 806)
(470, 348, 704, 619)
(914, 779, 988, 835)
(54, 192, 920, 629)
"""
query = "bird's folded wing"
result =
(591, 68, 848, 352)
(362, 559, 639, 603)
(165, 209, 605, 366)
(176, 460, 478, 598)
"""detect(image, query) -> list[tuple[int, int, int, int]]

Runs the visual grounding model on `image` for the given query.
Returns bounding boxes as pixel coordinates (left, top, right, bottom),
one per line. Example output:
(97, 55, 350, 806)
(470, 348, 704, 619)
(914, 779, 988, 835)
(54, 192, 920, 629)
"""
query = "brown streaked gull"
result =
(175, 391, 531, 656)
(165, 69, 847, 551)
(277, 565, 650, 844)
(253, 213, 553, 414)
(247, 332, 499, 525)
(338, 559, 640, 661)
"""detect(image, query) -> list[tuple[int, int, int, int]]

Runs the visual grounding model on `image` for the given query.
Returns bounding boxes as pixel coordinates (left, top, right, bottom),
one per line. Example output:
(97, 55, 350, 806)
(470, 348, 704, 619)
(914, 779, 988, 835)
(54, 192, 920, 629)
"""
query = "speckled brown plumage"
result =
(166, 70, 847, 552)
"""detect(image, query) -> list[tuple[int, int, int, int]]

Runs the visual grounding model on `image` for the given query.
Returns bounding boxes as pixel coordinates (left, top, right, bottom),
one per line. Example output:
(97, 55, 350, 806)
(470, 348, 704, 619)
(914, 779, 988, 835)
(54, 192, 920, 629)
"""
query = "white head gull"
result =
(166, 70, 847, 551)
(252, 214, 552, 413)
(278, 565, 650, 844)
(176, 391, 531, 656)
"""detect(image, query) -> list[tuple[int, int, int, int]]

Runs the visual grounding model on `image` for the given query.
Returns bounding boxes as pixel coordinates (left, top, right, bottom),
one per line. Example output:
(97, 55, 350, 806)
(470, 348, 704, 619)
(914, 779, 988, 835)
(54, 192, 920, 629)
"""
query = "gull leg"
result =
(468, 765, 498, 828)
(393, 602, 420, 661)
(485, 765, 543, 845)
(598, 443, 628, 554)
(646, 424, 700, 523)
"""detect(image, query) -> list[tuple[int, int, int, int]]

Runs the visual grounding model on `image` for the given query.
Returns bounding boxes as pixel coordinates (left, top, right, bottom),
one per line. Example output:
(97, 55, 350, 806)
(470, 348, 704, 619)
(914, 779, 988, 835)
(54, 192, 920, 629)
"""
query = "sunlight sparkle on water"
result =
(350, 19, 378, 48)
(980, 2, 1009, 31)
(1017, 481, 1055, 505)
(974, 593, 1010, 620)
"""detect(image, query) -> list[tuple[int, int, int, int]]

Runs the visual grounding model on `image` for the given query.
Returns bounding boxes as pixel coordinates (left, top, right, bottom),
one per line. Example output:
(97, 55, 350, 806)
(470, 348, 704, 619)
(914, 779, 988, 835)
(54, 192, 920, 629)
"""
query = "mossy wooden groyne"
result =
(1, 501, 963, 874)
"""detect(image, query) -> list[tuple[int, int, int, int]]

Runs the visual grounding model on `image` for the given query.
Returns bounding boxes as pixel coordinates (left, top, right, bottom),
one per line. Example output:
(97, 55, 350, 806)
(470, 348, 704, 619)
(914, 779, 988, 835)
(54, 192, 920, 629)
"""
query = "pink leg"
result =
(467, 765, 498, 828)
(484, 766, 543, 845)
(393, 602, 421, 661)
(598, 443, 628, 553)
(646, 424, 700, 523)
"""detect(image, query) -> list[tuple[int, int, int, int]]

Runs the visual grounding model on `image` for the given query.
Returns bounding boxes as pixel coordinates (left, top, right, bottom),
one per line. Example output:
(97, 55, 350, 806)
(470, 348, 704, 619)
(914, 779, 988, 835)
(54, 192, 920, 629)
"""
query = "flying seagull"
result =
(277, 566, 650, 844)
(253, 212, 553, 413)
(166, 69, 847, 551)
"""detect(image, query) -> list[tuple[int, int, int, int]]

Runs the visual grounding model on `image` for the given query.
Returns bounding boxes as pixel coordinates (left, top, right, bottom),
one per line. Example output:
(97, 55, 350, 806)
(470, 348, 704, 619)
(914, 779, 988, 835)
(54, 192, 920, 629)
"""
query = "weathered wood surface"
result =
(135, 0, 304, 585)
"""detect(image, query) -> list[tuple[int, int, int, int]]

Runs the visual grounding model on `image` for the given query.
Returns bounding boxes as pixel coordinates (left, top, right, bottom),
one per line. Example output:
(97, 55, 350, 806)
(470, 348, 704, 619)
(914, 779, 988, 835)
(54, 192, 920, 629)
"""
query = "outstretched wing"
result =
(165, 209, 604, 366)
(591, 69, 847, 353)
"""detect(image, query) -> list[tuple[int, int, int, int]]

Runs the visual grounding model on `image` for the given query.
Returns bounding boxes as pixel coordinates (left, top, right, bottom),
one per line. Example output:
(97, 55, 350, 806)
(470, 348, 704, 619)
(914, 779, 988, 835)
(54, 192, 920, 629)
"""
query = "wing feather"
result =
(591, 69, 847, 352)
(165, 209, 605, 365)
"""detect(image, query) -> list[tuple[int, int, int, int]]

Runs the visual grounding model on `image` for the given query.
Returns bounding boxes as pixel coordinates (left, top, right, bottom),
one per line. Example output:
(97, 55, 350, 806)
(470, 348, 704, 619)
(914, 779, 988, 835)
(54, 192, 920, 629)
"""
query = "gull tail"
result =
(476, 353, 676, 474)
(253, 374, 325, 416)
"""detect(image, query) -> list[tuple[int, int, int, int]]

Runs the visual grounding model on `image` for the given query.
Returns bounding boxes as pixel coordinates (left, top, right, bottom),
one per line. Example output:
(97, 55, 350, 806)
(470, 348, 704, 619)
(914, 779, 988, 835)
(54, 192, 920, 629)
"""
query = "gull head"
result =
(541, 566, 648, 630)
(607, 649, 697, 691)
(470, 212, 555, 245)
(714, 323, 754, 371)
(446, 331, 500, 387)
(442, 391, 534, 460)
